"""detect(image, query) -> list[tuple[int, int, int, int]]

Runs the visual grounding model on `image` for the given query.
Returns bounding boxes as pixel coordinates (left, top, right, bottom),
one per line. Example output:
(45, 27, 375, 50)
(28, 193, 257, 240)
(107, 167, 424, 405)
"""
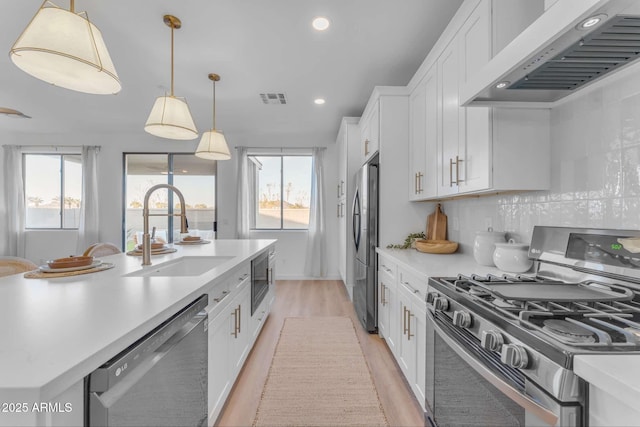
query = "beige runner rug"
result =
(253, 316, 389, 427)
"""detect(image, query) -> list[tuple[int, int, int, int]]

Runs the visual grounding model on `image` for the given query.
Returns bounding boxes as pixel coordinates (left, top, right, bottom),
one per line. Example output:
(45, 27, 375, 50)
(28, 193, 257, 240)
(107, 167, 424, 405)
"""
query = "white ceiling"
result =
(0, 0, 463, 146)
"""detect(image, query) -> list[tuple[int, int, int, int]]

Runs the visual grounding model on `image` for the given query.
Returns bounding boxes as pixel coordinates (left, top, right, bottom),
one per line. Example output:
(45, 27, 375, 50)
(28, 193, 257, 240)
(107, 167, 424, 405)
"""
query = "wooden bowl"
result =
(415, 239, 458, 254)
(47, 256, 94, 269)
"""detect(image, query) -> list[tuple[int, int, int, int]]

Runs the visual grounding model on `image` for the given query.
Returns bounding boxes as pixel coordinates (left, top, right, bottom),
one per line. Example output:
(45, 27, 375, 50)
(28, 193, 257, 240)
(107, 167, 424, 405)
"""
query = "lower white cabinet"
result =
(378, 254, 428, 412)
(206, 250, 274, 425)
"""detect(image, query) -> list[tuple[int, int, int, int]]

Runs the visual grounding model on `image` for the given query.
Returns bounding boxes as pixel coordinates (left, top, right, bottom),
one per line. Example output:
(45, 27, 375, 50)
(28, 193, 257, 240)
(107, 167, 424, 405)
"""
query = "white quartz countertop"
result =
(376, 246, 522, 279)
(0, 239, 275, 404)
(574, 354, 640, 410)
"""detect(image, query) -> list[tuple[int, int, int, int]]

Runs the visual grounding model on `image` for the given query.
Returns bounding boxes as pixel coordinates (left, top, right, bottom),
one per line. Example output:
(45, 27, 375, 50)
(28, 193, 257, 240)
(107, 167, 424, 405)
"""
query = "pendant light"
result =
(9, 0, 121, 94)
(144, 15, 197, 140)
(195, 73, 231, 160)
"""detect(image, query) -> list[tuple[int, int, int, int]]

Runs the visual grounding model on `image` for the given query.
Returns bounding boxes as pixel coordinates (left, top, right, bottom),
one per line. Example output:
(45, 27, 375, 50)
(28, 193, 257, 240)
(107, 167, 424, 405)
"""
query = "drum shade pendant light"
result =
(195, 73, 231, 160)
(9, 0, 121, 94)
(144, 15, 197, 140)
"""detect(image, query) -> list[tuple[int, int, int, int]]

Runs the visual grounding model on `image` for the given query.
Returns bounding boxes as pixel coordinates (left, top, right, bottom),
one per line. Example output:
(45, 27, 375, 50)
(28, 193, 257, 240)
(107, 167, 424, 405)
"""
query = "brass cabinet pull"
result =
(337, 184, 340, 198)
(407, 309, 414, 341)
(456, 155, 463, 185)
(449, 158, 454, 187)
(365, 139, 369, 155)
(414, 172, 419, 194)
(238, 304, 241, 333)
(213, 290, 229, 303)
(417, 172, 423, 193)
(380, 283, 386, 306)
(231, 307, 238, 338)
(403, 306, 409, 336)
(337, 203, 340, 218)
(340, 180, 345, 196)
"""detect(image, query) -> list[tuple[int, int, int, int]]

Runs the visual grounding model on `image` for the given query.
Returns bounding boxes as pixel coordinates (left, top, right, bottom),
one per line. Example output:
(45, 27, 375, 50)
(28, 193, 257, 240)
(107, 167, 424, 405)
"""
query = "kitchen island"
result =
(0, 239, 276, 427)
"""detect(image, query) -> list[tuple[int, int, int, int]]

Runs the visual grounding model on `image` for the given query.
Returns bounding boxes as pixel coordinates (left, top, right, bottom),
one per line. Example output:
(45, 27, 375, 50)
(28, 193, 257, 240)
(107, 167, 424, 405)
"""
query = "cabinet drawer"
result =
(378, 255, 397, 282)
(398, 267, 427, 306)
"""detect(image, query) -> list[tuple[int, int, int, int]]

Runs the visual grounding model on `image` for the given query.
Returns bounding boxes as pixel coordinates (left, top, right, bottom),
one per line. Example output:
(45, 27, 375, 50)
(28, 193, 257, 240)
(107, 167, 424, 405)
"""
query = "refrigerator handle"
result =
(352, 189, 361, 251)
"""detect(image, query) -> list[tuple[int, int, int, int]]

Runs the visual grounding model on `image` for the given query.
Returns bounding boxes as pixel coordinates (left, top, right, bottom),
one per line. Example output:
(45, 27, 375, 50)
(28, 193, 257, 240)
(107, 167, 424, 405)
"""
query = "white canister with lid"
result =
(473, 228, 506, 266)
(493, 239, 533, 273)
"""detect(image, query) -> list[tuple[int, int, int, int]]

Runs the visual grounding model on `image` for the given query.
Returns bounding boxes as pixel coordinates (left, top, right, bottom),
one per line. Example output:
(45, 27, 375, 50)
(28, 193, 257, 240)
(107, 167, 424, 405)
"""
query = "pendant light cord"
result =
(212, 79, 216, 130)
(70, 0, 74, 13)
(170, 24, 174, 97)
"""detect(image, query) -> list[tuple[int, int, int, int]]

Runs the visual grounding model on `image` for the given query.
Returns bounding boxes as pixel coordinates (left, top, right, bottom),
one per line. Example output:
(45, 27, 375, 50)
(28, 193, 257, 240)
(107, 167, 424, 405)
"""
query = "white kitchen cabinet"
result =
(409, 64, 438, 201)
(377, 253, 398, 355)
(396, 267, 428, 411)
(336, 118, 360, 300)
(359, 87, 427, 248)
(411, 0, 549, 201)
(206, 253, 272, 425)
(360, 100, 380, 165)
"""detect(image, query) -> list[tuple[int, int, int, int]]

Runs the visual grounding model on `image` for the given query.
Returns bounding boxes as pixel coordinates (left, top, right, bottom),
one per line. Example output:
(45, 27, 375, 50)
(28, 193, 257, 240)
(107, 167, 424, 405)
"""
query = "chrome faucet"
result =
(142, 184, 188, 266)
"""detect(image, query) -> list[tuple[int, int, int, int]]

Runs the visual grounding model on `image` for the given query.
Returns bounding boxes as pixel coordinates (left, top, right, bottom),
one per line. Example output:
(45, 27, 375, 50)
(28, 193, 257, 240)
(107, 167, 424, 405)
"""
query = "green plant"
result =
(386, 232, 426, 249)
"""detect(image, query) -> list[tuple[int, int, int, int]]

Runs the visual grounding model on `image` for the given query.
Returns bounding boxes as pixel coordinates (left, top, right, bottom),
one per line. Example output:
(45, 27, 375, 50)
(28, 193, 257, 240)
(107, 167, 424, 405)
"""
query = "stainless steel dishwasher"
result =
(87, 295, 208, 427)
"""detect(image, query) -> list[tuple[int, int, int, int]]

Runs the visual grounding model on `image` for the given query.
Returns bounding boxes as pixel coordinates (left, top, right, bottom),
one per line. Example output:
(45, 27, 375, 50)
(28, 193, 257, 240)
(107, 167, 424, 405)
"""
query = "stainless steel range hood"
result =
(461, 0, 640, 106)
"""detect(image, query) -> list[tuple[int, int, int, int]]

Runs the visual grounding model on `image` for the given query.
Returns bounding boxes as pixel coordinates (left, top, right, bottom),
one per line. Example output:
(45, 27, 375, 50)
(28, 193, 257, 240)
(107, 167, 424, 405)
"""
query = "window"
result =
(24, 154, 82, 229)
(123, 153, 217, 250)
(251, 155, 312, 230)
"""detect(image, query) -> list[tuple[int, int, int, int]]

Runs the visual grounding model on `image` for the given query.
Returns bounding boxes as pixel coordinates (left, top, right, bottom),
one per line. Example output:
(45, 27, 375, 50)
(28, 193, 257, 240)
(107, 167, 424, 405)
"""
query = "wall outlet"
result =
(484, 217, 492, 231)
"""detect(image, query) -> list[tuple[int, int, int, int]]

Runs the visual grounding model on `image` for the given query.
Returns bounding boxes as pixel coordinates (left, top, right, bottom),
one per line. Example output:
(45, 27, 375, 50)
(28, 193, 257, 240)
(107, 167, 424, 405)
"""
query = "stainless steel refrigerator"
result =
(352, 153, 378, 332)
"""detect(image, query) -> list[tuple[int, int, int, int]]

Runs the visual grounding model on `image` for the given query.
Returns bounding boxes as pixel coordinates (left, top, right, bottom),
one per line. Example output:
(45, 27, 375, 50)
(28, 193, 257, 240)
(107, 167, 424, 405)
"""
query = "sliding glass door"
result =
(123, 153, 216, 251)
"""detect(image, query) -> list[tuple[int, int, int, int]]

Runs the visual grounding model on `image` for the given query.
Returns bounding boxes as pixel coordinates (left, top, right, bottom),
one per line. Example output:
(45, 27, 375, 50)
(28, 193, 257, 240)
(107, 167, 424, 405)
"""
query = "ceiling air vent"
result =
(511, 15, 640, 91)
(260, 93, 287, 105)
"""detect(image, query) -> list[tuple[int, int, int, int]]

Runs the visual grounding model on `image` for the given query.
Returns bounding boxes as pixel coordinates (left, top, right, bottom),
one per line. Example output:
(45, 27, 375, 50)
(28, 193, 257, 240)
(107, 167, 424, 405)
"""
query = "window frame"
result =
(250, 154, 312, 231)
(23, 152, 83, 230)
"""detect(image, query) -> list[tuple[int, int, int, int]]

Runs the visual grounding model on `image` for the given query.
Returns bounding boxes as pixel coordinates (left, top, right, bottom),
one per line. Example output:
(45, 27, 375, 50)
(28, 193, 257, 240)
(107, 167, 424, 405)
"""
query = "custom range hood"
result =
(461, 0, 640, 106)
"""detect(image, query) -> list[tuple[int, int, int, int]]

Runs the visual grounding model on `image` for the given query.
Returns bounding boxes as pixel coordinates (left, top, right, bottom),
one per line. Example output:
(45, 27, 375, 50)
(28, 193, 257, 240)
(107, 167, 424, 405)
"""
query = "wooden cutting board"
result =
(426, 204, 447, 241)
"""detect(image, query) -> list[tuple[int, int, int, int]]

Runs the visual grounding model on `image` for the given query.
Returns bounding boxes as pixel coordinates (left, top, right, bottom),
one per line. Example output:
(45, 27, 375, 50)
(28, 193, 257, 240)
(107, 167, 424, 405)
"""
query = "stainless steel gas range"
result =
(425, 226, 640, 427)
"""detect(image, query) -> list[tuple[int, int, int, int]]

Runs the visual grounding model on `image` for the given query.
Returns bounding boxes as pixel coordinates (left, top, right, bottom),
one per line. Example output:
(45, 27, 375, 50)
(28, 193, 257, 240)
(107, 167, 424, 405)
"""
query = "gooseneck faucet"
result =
(142, 184, 188, 266)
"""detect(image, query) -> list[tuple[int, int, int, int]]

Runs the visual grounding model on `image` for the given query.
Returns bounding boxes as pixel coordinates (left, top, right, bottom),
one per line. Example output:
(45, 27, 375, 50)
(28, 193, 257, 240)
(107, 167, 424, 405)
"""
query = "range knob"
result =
(452, 310, 472, 328)
(500, 344, 529, 369)
(433, 296, 449, 311)
(426, 292, 438, 305)
(480, 330, 504, 352)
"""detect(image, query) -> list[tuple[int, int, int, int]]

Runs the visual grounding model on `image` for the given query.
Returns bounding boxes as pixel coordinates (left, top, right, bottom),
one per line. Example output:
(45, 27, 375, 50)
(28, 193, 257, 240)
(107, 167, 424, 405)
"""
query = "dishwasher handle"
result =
(89, 295, 208, 393)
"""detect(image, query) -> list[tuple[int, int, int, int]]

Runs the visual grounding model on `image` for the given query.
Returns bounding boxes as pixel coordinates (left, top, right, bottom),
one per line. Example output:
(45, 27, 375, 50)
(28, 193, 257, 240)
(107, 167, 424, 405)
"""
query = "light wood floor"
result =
(215, 280, 425, 427)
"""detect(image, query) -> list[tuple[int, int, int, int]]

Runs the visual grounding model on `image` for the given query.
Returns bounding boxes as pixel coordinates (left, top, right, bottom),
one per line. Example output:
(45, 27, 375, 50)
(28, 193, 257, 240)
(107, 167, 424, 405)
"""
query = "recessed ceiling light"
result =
(577, 14, 607, 30)
(495, 81, 510, 89)
(312, 17, 330, 31)
(314, 98, 326, 105)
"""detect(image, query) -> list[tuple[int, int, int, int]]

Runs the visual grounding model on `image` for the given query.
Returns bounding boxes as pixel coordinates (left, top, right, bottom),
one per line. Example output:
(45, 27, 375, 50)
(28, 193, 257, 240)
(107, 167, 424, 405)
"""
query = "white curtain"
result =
(236, 147, 254, 239)
(76, 146, 100, 253)
(304, 147, 327, 277)
(3, 145, 26, 257)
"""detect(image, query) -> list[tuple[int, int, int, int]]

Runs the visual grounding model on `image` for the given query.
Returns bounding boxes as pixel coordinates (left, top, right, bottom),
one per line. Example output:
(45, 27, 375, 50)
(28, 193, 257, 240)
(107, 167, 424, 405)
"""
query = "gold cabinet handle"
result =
(337, 203, 341, 218)
(418, 172, 423, 193)
(407, 309, 414, 341)
(456, 155, 463, 185)
(340, 180, 345, 196)
(213, 290, 229, 303)
(238, 304, 241, 334)
(380, 283, 386, 306)
(449, 158, 454, 187)
(414, 172, 419, 194)
(231, 307, 238, 338)
(403, 306, 409, 336)
(365, 139, 369, 155)
(337, 184, 341, 198)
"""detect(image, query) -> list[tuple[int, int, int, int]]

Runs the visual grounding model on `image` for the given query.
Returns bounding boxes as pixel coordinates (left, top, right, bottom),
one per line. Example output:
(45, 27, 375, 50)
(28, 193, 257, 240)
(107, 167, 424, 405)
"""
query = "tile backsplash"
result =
(444, 68, 640, 253)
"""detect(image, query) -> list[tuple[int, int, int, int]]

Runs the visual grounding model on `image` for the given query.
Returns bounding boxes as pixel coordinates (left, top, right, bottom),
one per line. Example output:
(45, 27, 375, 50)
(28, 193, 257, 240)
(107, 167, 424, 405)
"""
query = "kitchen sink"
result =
(125, 256, 235, 277)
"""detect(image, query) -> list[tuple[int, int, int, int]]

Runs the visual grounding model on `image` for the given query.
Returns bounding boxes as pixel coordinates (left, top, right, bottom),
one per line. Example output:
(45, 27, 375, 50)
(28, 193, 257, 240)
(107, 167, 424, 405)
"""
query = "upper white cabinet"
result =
(408, 64, 437, 200)
(410, 0, 550, 201)
(360, 101, 380, 164)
